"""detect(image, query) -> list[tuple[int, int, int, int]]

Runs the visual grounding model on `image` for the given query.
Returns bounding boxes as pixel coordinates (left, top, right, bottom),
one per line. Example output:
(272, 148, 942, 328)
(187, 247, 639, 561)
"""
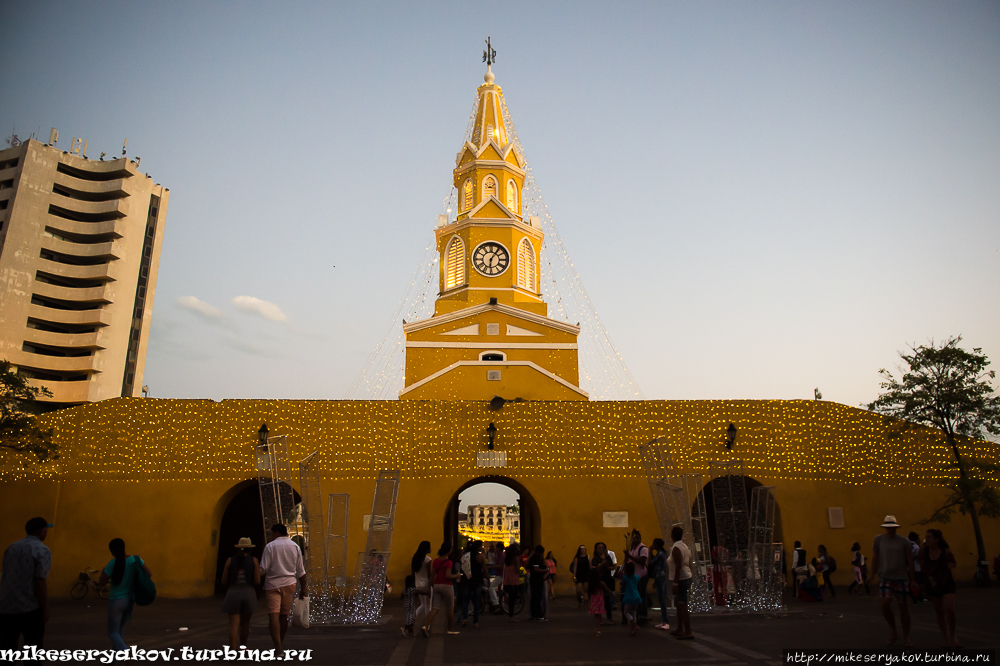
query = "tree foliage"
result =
(920, 460, 1000, 525)
(867, 336, 1000, 567)
(868, 336, 1000, 442)
(0, 360, 58, 463)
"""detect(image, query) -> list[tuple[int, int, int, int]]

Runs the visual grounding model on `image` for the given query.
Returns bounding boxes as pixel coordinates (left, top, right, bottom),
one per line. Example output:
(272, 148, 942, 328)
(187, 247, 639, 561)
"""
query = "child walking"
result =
(621, 561, 642, 636)
(401, 574, 418, 637)
(587, 569, 615, 636)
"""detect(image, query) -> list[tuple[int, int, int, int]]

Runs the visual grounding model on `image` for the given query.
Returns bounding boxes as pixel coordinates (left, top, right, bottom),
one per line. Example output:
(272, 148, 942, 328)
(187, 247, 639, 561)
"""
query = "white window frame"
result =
(517, 237, 536, 292)
(444, 235, 466, 290)
(482, 175, 498, 201)
(506, 179, 517, 212)
(462, 178, 473, 211)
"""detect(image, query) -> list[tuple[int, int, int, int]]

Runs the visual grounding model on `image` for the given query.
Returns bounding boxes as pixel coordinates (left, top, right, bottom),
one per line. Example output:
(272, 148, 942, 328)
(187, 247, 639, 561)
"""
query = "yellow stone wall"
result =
(2, 398, 998, 598)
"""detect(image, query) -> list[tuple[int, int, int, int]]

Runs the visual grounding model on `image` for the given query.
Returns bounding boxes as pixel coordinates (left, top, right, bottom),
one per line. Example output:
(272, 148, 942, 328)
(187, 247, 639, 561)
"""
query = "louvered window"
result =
(483, 176, 497, 200)
(506, 180, 517, 212)
(517, 238, 536, 292)
(444, 237, 465, 290)
(463, 179, 473, 211)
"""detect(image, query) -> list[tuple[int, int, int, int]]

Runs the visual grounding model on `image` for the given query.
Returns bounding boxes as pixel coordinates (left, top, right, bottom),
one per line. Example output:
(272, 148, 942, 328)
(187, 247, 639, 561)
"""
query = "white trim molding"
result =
(434, 286, 543, 302)
(506, 324, 543, 337)
(406, 342, 578, 349)
(399, 360, 589, 398)
(404, 302, 581, 336)
(441, 324, 480, 336)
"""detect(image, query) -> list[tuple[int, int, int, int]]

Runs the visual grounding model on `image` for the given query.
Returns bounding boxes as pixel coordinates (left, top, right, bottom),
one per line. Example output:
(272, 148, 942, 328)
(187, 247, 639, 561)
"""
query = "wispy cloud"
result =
(222, 332, 281, 358)
(233, 296, 288, 322)
(177, 295, 226, 322)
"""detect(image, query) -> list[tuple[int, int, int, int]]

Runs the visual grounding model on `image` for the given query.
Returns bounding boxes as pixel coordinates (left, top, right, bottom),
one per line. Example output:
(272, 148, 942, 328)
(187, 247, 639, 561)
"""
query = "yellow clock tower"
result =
(399, 64, 587, 401)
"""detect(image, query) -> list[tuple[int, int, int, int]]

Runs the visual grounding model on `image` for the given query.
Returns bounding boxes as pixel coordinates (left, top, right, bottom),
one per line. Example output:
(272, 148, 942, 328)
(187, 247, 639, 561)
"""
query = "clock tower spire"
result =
(435, 62, 543, 316)
(399, 58, 586, 401)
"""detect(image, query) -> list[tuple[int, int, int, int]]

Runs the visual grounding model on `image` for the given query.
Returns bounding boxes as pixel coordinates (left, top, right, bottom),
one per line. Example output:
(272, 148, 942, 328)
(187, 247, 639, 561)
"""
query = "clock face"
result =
(472, 242, 510, 277)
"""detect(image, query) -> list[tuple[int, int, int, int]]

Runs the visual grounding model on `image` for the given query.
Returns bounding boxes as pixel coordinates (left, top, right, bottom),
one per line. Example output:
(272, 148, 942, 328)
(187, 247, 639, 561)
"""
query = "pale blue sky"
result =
(2, 1, 998, 407)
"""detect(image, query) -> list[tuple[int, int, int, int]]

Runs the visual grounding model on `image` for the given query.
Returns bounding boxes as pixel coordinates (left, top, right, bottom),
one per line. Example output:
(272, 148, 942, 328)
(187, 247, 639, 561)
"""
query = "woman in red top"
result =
(422, 544, 460, 636)
(503, 544, 522, 622)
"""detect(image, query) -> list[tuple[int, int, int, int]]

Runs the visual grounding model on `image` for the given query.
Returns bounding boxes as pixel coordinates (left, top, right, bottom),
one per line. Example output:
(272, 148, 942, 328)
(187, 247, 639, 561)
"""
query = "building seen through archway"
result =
(444, 477, 540, 550)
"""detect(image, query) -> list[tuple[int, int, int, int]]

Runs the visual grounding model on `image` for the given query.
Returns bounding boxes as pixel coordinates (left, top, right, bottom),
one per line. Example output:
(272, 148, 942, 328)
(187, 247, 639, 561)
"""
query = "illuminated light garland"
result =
(499, 96, 642, 401)
(2, 399, 996, 487)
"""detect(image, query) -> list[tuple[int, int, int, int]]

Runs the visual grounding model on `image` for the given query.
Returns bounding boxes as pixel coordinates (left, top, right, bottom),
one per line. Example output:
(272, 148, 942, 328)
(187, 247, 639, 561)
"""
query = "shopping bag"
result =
(291, 596, 310, 628)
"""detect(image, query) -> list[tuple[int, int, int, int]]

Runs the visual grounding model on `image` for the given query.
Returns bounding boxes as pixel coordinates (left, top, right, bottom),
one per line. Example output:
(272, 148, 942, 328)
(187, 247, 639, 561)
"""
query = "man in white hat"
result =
(867, 515, 915, 647)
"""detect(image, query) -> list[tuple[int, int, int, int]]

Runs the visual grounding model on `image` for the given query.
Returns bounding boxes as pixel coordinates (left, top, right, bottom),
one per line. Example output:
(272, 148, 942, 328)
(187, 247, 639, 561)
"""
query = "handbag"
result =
(132, 556, 156, 606)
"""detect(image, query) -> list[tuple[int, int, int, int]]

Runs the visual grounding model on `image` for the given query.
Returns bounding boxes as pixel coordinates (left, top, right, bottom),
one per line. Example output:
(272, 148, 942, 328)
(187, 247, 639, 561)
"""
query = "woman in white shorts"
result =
(410, 541, 433, 634)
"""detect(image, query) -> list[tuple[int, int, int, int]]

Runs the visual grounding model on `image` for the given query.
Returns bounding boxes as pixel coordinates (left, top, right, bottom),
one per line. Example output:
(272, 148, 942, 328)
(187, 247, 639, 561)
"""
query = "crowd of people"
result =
(401, 526, 695, 639)
(791, 515, 960, 648)
(0, 513, 978, 653)
(0, 518, 309, 656)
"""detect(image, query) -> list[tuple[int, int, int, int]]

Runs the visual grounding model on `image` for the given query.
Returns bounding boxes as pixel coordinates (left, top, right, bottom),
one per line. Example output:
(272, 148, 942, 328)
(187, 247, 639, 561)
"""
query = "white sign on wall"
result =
(828, 507, 845, 529)
(477, 451, 507, 468)
(603, 511, 629, 528)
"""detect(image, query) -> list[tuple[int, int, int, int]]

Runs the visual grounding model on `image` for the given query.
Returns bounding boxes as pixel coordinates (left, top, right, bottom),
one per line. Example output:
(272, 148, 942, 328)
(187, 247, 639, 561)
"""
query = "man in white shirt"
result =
(260, 524, 307, 651)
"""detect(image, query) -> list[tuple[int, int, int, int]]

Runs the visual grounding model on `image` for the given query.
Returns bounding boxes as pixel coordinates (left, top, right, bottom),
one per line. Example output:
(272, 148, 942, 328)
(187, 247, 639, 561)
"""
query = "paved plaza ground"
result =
(36, 585, 998, 665)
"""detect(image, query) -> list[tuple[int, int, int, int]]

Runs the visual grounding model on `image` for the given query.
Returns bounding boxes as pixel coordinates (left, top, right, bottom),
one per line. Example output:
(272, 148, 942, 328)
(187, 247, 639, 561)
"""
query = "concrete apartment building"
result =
(0, 137, 167, 406)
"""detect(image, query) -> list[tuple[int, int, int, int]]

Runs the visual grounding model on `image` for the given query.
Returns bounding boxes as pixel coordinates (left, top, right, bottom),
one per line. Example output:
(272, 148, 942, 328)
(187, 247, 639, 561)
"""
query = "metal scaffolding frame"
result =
(747, 485, 782, 610)
(255, 434, 299, 544)
(326, 493, 350, 590)
(343, 470, 400, 624)
(297, 451, 325, 594)
(709, 461, 751, 608)
(638, 437, 713, 612)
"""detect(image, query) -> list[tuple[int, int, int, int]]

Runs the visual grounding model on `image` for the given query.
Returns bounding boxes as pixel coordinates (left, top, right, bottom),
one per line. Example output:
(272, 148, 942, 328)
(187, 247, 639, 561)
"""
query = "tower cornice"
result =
(435, 216, 543, 241)
(454, 158, 525, 179)
(403, 302, 580, 336)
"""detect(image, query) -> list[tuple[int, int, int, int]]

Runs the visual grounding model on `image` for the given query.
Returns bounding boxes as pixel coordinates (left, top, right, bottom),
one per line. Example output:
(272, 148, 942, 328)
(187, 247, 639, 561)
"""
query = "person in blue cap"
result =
(0, 517, 53, 651)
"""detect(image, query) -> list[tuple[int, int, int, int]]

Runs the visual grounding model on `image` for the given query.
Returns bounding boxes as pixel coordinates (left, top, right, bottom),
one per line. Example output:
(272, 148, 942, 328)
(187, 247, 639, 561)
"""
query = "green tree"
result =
(0, 360, 58, 463)
(868, 337, 1000, 582)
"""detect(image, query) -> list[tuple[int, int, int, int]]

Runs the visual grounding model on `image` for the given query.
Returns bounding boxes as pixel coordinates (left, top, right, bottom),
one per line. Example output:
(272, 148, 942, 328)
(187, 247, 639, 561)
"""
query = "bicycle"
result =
(71, 568, 110, 600)
(477, 578, 524, 615)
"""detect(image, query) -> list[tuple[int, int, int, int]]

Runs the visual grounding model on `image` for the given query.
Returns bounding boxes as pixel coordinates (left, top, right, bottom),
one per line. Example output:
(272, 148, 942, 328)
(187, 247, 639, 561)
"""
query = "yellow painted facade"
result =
(1, 397, 998, 598)
(403, 68, 583, 401)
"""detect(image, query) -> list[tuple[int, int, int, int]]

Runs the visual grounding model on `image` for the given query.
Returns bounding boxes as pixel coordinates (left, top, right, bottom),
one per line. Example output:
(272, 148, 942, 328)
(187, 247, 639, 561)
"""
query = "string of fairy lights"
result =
(346, 82, 643, 400)
(498, 95, 643, 401)
(5, 398, 998, 484)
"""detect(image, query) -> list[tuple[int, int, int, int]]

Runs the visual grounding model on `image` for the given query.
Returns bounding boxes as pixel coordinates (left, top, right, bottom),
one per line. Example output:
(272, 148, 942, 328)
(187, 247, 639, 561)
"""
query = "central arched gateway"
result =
(697, 475, 785, 552)
(443, 475, 541, 548)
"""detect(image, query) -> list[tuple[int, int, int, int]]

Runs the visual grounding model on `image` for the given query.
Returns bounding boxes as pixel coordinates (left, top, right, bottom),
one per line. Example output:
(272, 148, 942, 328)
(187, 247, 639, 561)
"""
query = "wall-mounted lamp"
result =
(725, 423, 737, 450)
(486, 422, 497, 450)
(258, 423, 269, 450)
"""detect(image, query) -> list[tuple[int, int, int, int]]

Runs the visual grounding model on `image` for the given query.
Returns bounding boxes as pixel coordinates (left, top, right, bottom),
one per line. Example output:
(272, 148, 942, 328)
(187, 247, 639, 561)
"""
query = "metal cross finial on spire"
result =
(483, 37, 496, 66)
